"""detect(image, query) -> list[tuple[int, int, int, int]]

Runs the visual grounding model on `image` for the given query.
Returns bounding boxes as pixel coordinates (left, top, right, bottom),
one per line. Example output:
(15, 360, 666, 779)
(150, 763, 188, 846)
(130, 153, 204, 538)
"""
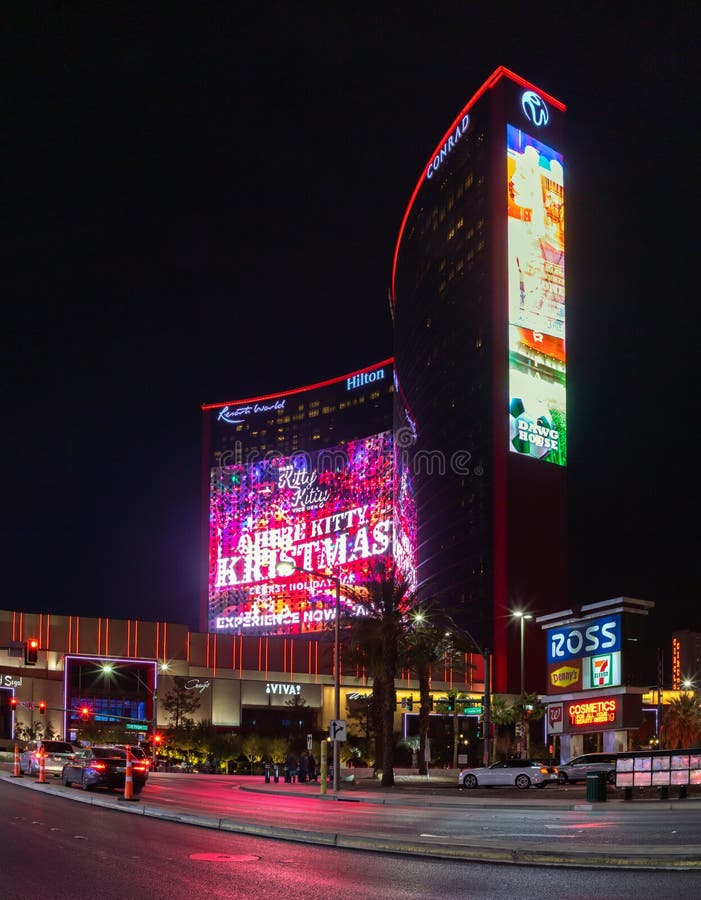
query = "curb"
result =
(3, 772, 700, 870)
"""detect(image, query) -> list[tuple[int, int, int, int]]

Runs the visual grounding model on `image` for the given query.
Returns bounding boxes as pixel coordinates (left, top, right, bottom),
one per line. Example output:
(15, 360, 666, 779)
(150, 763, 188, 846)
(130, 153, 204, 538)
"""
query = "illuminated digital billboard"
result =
(208, 431, 393, 634)
(507, 124, 566, 465)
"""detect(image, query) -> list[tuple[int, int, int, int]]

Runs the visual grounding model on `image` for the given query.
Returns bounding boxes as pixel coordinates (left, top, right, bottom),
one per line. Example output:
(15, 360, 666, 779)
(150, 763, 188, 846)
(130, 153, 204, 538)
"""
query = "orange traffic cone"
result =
(38, 751, 46, 784)
(12, 742, 22, 778)
(119, 748, 138, 802)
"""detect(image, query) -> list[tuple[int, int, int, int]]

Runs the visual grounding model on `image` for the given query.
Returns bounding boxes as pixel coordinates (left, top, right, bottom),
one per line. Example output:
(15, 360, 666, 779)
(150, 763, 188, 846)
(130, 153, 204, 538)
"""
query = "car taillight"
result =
(539, 767, 549, 774)
(90, 762, 107, 771)
(133, 763, 147, 773)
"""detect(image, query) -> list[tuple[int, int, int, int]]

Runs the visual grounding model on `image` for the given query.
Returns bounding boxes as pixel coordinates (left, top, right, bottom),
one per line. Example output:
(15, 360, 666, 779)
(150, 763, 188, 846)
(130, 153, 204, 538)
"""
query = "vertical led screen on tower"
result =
(208, 432, 393, 635)
(507, 124, 566, 466)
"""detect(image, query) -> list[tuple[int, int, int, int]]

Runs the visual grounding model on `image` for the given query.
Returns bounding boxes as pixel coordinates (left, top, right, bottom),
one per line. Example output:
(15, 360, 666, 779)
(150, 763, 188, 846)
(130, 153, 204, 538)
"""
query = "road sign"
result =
(329, 719, 347, 742)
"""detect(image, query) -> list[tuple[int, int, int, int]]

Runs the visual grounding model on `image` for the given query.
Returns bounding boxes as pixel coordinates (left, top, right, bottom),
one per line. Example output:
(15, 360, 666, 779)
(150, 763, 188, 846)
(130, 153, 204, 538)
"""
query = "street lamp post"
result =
(277, 560, 342, 793)
(513, 611, 532, 758)
(132, 669, 160, 768)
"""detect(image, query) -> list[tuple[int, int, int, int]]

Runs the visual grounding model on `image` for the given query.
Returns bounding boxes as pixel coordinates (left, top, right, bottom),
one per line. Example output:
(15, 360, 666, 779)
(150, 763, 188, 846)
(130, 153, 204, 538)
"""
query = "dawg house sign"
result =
(546, 615, 622, 693)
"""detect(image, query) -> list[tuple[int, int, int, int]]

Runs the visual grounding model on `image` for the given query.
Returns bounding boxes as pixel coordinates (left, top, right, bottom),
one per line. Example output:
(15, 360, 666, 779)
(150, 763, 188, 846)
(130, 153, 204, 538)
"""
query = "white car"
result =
(458, 758, 558, 790)
(556, 752, 618, 785)
(19, 740, 75, 777)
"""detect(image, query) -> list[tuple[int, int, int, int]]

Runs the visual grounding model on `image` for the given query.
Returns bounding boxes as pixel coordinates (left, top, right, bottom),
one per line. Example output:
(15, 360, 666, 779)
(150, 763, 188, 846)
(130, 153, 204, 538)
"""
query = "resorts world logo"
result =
(521, 90, 549, 127)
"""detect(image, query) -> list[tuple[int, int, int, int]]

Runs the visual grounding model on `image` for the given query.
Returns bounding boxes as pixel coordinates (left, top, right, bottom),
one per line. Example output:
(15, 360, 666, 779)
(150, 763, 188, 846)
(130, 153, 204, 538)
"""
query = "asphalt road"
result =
(5, 781, 701, 899)
(2, 766, 700, 870)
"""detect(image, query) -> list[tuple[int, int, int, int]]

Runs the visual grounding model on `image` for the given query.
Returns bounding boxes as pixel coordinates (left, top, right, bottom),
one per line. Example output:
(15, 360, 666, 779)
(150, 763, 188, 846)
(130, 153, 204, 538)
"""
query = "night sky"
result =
(4, 5, 698, 673)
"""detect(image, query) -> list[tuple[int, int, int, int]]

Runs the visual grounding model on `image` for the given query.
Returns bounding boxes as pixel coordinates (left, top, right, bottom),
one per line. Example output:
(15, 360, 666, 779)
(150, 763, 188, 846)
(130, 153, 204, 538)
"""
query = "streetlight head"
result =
(513, 610, 533, 620)
(100, 663, 114, 674)
(276, 559, 297, 578)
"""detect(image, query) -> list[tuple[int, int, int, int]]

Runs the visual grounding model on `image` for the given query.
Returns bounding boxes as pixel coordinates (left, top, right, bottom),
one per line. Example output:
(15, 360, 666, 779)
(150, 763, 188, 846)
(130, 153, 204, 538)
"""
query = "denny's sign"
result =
(548, 659, 582, 692)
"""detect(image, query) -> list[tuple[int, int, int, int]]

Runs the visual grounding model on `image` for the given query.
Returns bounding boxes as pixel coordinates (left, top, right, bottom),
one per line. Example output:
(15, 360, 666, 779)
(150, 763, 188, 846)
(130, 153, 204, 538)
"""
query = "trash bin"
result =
(586, 771, 607, 802)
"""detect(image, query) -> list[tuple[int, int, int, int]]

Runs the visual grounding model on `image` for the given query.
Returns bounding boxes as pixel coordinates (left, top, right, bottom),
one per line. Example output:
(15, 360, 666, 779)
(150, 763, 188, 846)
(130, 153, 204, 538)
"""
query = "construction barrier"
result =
(38, 751, 46, 784)
(12, 743, 22, 778)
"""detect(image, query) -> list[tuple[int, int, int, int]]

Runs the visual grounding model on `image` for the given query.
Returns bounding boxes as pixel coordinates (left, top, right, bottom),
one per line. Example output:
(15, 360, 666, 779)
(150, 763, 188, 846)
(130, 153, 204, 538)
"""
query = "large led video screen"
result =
(208, 431, 393, 634)
(507, 124, 567, 466)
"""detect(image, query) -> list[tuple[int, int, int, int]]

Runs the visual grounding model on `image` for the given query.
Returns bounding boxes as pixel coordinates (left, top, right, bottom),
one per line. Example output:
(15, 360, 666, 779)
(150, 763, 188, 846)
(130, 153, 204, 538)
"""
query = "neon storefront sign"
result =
(567, 698, 617, 727)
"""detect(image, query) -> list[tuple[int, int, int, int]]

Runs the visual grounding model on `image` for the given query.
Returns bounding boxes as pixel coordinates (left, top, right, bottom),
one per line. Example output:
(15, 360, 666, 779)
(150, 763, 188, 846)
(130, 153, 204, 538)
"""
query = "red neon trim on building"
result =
(390, 66, 566, 304)
(202, 357, 394, 411)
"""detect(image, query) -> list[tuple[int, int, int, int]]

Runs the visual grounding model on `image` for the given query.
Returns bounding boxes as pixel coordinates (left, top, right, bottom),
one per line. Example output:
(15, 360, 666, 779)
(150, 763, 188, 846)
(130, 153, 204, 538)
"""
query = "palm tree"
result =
(346, 562, 416, 786)
(662, 693, 701, 749)
(406, 604, 458, 774)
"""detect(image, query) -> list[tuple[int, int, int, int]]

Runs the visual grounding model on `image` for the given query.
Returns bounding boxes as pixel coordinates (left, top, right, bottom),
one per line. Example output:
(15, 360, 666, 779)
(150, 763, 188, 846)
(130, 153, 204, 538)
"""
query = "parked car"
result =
(19, 740, 75, 777)
(556, 752, 618, 785)
(108, 744, 151, 775)
(458, 759, 558, 790)
(61, 746, 148, 793)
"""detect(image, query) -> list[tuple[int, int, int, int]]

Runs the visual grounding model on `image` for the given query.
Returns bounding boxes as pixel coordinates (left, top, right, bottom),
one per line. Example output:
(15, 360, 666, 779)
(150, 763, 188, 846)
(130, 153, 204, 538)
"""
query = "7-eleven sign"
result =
(591, 654, 613, 688)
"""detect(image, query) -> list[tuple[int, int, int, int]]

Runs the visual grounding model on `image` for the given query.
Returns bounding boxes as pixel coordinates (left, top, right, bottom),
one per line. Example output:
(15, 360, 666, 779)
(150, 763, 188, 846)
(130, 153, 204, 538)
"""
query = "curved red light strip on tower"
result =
(202, 357, 394, 410)
(390, 66, 566, 307)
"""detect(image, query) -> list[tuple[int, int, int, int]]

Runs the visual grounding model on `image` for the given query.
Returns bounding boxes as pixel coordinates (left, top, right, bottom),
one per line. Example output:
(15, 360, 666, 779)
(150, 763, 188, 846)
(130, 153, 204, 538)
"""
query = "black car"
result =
(61, 746, 148, 793)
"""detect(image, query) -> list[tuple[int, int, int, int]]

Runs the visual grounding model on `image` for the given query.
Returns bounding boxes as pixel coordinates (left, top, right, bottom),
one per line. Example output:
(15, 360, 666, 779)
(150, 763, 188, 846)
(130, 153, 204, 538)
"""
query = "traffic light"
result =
(38, 701, 46, 715)
(10, 697, 18, 711)
(153, 734, 162, 745)
(446, 694, 455, 713)
(476, 718, 483, 739)
(401, 697, 407, 709)
(406, 696, 413, 712)
(80, 706, 90, 722)
(24, 638, 39, 665)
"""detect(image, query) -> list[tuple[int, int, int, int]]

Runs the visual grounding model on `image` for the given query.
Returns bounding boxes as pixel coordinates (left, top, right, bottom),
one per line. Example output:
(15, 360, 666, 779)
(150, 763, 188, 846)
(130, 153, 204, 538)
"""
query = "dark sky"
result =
(3, 4, 698, 660)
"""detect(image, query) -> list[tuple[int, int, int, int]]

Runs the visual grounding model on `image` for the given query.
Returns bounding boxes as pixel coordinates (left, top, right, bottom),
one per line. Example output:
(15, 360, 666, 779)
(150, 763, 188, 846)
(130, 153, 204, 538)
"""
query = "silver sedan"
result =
(458, 758, 558, 790)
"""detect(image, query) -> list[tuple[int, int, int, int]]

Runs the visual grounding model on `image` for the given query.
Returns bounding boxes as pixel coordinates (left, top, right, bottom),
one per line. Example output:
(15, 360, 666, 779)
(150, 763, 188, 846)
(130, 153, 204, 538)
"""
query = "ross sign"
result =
(567, 698, 617, 727)
(329, 719, 347, 742)
(547, 615, 621, 664)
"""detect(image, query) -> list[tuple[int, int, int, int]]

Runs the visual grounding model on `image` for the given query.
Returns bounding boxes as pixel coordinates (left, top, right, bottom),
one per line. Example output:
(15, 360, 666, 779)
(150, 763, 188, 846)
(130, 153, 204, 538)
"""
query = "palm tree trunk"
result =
(418, 675, 430, 775)
(381, 676, 395, 786)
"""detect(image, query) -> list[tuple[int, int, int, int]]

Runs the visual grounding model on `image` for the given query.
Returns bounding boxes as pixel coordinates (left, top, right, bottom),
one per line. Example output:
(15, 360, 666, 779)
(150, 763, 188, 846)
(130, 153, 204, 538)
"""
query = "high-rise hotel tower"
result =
(392, 67, 567, 693)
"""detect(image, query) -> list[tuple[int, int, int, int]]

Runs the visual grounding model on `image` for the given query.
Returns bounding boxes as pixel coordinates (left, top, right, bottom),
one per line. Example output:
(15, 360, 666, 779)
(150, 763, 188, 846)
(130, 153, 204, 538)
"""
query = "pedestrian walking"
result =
(286, 750, 298, 783)
(308, 752, 316, 783)
(299, 750, 309, 783)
